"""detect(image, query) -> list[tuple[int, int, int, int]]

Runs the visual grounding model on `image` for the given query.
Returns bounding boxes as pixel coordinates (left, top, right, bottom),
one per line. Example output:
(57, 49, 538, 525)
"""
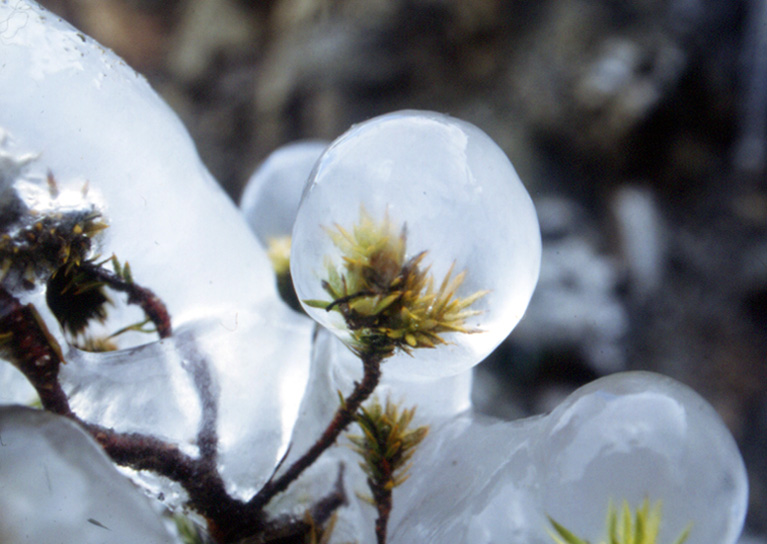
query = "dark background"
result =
(37, 0, 767, 538)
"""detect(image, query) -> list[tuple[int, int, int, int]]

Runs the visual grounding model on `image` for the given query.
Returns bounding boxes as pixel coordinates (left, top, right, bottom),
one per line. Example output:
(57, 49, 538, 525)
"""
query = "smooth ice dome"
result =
(0, 406, 174, 544)
(290, 110, 542, 378)
(384, 372, 748, 544)
(240, 140, 328, 247)
(538, 372, 749, 544)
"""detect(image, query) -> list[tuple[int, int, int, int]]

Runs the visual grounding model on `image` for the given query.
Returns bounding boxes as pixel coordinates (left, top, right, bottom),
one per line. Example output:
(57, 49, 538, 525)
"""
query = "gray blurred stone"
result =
(511, 196, 629, 375)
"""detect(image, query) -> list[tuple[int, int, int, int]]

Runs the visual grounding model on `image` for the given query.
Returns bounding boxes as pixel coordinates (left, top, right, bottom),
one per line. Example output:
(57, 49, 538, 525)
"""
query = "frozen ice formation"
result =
(389, 371, 748, 544)
(0, 3, 749, 544)
(290, 110, 542, 378)
(0, 405, 174, 544)
(538, 372, 748, 544)
(240, 140, 329, 247)
(0, 0, 313, 505)
(270, 336, 748, 544)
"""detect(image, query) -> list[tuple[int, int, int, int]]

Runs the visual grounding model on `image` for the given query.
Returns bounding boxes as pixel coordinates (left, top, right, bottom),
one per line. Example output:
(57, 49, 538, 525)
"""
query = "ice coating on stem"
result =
(0, 0, 313, 506)
(291, 110, 542, 378)
(240, 140, 329, 247)
(0, 406, 174, 544)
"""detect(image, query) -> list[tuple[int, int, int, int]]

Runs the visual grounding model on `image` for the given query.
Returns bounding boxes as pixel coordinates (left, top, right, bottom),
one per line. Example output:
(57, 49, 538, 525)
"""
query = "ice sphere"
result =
(0, 405, 174, 544)
(291, 110, 541, 378)
(240, 140, 329, 247)
(537, 372, 748, 544)
(0, 0, 313, 505)
(384, 372, 746, 544)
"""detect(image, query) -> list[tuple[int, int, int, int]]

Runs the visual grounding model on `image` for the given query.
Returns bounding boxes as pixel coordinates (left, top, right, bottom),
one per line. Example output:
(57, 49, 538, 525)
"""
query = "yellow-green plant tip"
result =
(311, 208, 487, 357)
(547, 517, 590, 544)
(619, 502, 631, 543)
(266, 235, 292, 276)
(304, 299, 331, 309)
(549, 499, 693, 544)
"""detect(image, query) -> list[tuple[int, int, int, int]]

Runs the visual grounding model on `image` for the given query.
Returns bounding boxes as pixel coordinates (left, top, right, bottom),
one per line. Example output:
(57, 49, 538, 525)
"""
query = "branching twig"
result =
(248, 352, 382, 511)
(181, 338, 219, 464)
(80, 260, 172, 338)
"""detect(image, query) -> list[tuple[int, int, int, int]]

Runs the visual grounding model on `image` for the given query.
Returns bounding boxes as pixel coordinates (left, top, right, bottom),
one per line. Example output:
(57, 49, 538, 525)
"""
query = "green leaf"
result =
(303, 299, 331, 309)
(547, 516, 590, 544)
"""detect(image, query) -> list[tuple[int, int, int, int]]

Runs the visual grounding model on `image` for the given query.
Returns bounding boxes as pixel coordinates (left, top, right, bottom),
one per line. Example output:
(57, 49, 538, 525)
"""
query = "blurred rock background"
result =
(36, 0, 767, 539)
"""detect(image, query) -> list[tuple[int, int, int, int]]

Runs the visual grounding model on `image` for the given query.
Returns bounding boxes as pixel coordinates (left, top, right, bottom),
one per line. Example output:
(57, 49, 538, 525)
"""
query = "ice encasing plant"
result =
(548, 499, 691, 544)
(304, 207, 488, 358)
(0, 3, 751, 544)
(291, 110, 542, 379)
(348, 397, 428, 544)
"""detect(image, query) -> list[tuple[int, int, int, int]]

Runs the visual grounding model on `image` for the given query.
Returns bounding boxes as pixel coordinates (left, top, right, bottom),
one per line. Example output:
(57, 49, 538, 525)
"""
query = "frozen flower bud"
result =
(291, 110, 541, 378)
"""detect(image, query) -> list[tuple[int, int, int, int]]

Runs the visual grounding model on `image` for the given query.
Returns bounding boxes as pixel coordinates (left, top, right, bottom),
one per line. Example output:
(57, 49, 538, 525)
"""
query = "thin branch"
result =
(372, 484, 392, 544)
(239, 466, 347, 544)
(80, 261, 172, 338)
(247, 352, 382, 511)
(0, 287, 74, 417)
(182, 339, 219, 464)
(82, 422, 263, 541)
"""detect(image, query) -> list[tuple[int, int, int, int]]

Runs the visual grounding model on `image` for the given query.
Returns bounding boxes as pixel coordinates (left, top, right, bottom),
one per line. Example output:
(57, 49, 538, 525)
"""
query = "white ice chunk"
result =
(0, 0, 314, 506)
(0, 405, 174, 544)
(240, 140, 329, 247)
(538, 372, 748, 544)
(0, 0, 276, 323)
(388, 373, 745, 544)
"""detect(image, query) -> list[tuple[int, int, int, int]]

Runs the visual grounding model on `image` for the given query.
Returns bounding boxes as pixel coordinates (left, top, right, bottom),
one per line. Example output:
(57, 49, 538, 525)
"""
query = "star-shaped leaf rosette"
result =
(290, 110, 542, 379)
(303, 207, 489, 359)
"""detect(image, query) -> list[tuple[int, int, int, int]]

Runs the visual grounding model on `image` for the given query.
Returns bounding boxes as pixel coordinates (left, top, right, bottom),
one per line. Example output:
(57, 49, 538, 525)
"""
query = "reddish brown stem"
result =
(0, 287, 74, 417)
(80, 262, 172, 338)
(248, 352, 382, 511)
(372, 482, 393, 544)
(0, 282, 350, 543)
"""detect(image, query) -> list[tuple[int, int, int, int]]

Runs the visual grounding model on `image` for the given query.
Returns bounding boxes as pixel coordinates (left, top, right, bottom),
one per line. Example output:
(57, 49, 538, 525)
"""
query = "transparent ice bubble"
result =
(290, 110, 541, 379)
(537, 371, 748, 544)
(240, 140, 329, 247)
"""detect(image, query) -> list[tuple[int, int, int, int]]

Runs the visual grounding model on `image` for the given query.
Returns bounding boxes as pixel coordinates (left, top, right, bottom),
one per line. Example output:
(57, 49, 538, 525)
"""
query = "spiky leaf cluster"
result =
(348, 397, 428, 493)
(304, 208, 487, 358)
(548, 499, 691, 544)
(0, 207, 106, 291)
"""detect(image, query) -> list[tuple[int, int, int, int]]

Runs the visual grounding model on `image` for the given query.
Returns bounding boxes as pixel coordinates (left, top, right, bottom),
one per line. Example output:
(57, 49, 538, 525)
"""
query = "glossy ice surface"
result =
(0, 0, 313, 506)
(0, 3, 749, 544)
(290, 110, 542, 378)
(0, 406, 175, 544)
(240, 140, 329, 247)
